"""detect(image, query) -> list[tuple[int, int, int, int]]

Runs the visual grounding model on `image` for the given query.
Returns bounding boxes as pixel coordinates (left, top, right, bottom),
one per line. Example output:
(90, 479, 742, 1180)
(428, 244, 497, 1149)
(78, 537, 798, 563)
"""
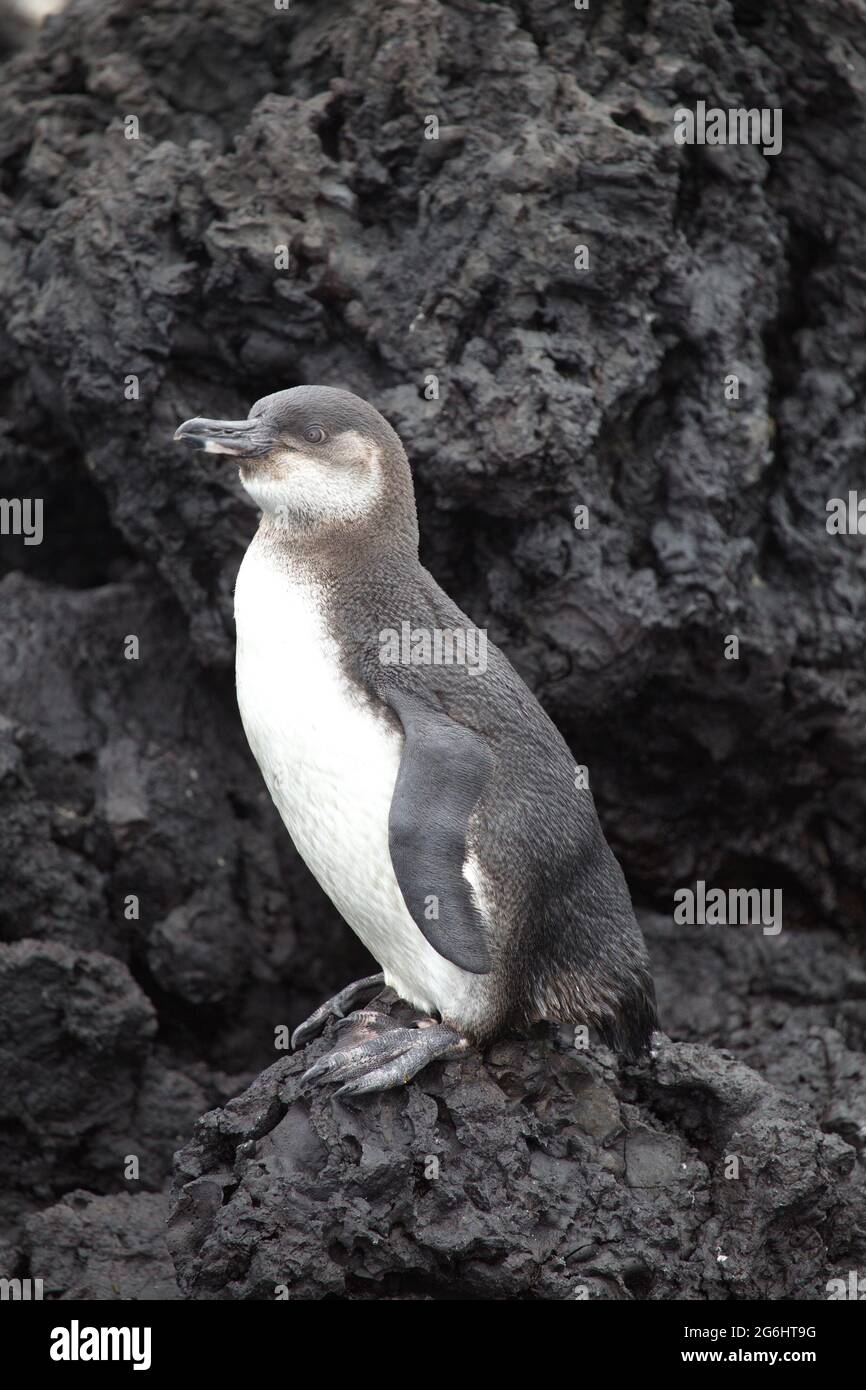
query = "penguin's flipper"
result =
(383, 686, 493, 974)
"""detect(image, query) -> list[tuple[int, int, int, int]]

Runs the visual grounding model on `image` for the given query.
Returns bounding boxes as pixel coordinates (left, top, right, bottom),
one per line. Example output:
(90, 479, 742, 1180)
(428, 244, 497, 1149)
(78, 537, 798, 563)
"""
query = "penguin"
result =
(174, 386, 656, 1096)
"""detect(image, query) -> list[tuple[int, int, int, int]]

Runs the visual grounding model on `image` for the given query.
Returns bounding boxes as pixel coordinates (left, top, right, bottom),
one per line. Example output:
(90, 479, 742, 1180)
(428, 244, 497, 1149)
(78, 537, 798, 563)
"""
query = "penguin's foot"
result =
(300, 1016, 468, 1097)
(291, 973, 385, 1050)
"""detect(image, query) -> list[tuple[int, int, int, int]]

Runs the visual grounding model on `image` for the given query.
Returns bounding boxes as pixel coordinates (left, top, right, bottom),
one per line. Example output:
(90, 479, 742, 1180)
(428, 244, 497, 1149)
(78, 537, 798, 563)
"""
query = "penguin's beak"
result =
(173, 416, 275, 457)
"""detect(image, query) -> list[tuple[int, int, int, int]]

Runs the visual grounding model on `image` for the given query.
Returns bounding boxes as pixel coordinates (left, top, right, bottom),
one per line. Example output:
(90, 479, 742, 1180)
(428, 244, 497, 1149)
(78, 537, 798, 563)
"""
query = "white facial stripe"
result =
(239, 431, 383, 527)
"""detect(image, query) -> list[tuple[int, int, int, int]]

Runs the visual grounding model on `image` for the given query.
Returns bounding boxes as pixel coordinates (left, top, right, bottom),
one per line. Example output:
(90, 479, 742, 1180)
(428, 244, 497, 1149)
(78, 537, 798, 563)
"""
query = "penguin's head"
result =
(174, 385, 418, 547)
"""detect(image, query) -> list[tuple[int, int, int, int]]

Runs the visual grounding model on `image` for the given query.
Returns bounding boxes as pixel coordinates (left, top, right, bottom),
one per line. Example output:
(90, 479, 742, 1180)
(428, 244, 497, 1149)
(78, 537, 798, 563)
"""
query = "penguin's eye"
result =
(303, 425, 327, 444)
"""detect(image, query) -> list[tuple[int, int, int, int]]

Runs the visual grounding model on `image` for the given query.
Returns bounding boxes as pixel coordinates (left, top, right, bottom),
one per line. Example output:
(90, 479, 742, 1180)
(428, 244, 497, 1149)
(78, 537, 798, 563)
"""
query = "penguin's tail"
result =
(597, 967, 658, 1062)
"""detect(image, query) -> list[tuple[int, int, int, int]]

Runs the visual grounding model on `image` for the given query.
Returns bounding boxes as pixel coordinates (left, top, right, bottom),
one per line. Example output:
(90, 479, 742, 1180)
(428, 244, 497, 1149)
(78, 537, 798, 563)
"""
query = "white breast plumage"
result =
(233, 535, 488, 1029)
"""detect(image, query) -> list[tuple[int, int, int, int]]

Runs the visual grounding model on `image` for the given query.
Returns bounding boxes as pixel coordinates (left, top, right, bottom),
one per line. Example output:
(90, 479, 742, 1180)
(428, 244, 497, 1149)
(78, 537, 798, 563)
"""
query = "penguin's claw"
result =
(333, 1008, 394, 1034)
(291, 973, 385, 1050)
(301, 1026, 421, 1086)
(300, 1021, 466, 1097)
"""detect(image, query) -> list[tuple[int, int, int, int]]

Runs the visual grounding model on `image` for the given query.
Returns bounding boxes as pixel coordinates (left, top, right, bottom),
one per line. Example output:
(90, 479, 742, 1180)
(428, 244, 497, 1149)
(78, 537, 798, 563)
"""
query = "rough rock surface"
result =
(0, 0, 864, 1298)
(168, 1003, 859, 1301)
(24, 1190, 178, 1300)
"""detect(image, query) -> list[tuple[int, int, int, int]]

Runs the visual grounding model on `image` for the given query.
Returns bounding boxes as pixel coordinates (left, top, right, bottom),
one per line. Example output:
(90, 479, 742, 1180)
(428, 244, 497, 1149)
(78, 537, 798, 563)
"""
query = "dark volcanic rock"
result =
(24, 1189, 179, 1300)
(168, 1012, 860, 1301)
(0, 2, 32, 63)
(1, 0, 865, 1298)
(0, 939, 155, 1205)
(643, 911, 866, 1161)
(0, 934, 223, 1248)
